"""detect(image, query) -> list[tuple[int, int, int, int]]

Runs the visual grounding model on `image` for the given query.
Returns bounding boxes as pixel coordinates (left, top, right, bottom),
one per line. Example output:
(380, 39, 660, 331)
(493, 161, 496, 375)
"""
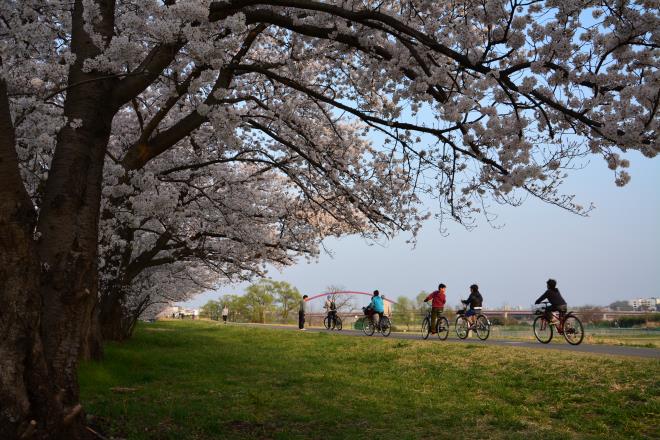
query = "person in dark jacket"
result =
(324, 295, 338, 329)
(535, 279, 567, 323)
(299, 295, 309, 330)
(461, 284, 483, 326)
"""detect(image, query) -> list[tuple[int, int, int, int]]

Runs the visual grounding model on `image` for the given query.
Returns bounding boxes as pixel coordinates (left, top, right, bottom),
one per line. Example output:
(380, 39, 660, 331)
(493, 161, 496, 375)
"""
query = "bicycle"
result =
(420, 307, 449, 340)
(323, 312, 343, 330)
(533, 302, 584, 345)
(455, 307, 490, 340)
(362, 312, 392, 337)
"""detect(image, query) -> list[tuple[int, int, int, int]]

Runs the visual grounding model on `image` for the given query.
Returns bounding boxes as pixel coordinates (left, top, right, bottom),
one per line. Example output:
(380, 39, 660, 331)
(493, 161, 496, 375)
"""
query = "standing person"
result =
(461, 284, 483, 327)
(299, 294, 309, 330)
(323, 295, 332, 326)
(222, 305, 229, 324)
(535, 279, 567, 324)
(424, 284, 447, 334)
(324, 295, 337, 329)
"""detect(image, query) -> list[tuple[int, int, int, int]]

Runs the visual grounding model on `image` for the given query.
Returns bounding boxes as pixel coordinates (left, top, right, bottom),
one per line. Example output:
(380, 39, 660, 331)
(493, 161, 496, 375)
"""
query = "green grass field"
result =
(79, 321, 660, 440)
(485, 327, 660, 348)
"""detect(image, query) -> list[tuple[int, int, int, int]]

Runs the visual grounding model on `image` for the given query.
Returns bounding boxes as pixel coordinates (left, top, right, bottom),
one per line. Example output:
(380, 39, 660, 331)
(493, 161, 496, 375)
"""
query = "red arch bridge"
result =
(305, 290, 398, 305)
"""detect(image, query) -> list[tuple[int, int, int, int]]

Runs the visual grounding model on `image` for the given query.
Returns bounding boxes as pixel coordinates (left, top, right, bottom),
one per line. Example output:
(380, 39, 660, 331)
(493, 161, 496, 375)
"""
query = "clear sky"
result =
(180, 10, 659, 312)
(182, 149, 659, 310)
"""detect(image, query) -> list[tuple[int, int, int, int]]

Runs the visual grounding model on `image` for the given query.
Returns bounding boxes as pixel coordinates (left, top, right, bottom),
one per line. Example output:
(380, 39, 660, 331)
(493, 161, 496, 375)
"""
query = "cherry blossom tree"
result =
(94, 160, 353, 345)
(325, 284, 357, 312)
(0, 1, 657, 438)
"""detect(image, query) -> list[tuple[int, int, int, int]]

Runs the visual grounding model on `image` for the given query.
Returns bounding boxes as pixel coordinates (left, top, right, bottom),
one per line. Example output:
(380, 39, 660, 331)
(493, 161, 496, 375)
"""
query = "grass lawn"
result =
(79, 321, 660, 440)
(487, 329, 660, 348)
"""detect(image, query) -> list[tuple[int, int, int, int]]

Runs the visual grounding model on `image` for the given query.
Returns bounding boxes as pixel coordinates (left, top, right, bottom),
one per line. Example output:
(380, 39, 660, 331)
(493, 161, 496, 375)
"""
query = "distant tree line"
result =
(609, 301, 634, 311)
(201, 280, 302, 324)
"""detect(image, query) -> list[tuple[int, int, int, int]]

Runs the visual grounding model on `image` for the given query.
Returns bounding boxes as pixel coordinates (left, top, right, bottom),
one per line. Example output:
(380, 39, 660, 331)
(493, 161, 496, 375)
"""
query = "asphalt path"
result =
(232, 323, 660, 359)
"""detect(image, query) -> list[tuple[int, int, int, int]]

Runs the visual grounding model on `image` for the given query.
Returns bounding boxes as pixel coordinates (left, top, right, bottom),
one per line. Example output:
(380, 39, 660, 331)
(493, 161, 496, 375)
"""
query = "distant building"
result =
(156, 306, 200, 319)
(629, 297, 659, 311)
(156, 306, 180, 319)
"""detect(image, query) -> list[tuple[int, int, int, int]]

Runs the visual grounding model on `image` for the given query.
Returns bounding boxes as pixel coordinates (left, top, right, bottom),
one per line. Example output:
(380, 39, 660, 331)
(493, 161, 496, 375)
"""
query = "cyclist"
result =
(535, 278, 567, 324)
(324, 295, 338, 329)
(423, 284, 446, 334)
(367, 290, 385, 329)
(461, 284, 483, 327)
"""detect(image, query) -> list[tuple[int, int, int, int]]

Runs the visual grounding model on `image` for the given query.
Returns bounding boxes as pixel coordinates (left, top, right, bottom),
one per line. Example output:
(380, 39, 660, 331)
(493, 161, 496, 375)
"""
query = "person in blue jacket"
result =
(367, 290, 385, 329)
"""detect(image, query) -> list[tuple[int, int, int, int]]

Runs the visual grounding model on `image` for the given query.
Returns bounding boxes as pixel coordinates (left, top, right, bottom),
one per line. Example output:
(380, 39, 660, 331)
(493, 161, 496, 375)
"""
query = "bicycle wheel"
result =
(335, 316, 343, 331)
(533, 316, 553, 343)
(363, 318, 375, 336)
(455, 317, 469, 339)
(475, 315, 490, 340)
(421, 318, 430, 340)
(562, 314, 584, 345)
(323, 316, 330, 330)
(380, 316, 392, 337)
(436, 317, 449, 341)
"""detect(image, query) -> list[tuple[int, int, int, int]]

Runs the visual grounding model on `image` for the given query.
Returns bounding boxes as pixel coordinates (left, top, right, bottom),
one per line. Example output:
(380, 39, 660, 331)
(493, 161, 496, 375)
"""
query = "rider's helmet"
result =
(470, 284, 479, 291)
(547, 278, 557, 289)
(373, 290, 379, 296)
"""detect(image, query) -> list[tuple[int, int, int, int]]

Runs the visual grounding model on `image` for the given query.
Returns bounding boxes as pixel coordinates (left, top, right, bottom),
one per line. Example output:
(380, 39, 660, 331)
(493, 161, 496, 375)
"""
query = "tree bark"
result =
(33, 76, 115, 440)
(98, 289, 134, 342)
(80, 304, 104, 362)
(1, 1, 117, 437)
(0, 71, 60, 440)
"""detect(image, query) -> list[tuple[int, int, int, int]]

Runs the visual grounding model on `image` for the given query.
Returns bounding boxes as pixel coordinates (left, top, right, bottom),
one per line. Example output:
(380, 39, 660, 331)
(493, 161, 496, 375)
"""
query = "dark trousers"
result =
(431, 307, 443, 332)
(328, 311, 337, 328)
(545, 304, 567, 322)
(298, 310, 305, 329)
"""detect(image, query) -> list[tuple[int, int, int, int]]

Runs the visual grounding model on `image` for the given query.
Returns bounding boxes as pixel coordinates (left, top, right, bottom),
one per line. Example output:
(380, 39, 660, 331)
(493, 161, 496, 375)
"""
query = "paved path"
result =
(232, 323, 660, 359)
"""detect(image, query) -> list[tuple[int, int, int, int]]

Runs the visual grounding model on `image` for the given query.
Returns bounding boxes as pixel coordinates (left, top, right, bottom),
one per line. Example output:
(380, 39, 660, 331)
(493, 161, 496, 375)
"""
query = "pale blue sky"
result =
(182, 10, 659, 311)
(183, 150, 659, 310)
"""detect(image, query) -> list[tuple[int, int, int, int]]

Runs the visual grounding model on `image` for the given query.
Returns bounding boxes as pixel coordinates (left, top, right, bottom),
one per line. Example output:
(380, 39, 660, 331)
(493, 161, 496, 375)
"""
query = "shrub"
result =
(490, 317, 505, 326)
(618, 316, 646, 328)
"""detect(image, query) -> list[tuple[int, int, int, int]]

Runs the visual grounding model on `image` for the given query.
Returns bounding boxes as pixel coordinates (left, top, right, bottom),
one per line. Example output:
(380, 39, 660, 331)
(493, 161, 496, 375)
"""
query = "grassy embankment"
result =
(486, 326, 660, 348)
(79, 321, 659, 440)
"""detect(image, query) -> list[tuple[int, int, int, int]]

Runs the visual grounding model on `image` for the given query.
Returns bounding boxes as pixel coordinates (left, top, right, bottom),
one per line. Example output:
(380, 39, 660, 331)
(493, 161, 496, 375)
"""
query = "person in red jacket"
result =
(424, 284, 447, 334)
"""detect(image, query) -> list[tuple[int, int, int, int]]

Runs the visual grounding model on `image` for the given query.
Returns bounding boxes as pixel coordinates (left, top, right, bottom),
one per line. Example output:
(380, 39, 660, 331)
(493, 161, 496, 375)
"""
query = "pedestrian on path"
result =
(299, 295, 309, 330)
(222, 305, 229, 324)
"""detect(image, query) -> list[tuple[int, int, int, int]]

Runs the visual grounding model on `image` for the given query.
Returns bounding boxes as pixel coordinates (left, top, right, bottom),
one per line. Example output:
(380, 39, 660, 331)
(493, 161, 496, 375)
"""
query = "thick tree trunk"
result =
(33, 89, 114, 439)
(1, 1, 117, 437)
(98, 286, 153, 341)
(80, 304, 104, 361)
(0, 207, 62, 439)
(98, 290, 134, 342)
(0, 75, 62, 439)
